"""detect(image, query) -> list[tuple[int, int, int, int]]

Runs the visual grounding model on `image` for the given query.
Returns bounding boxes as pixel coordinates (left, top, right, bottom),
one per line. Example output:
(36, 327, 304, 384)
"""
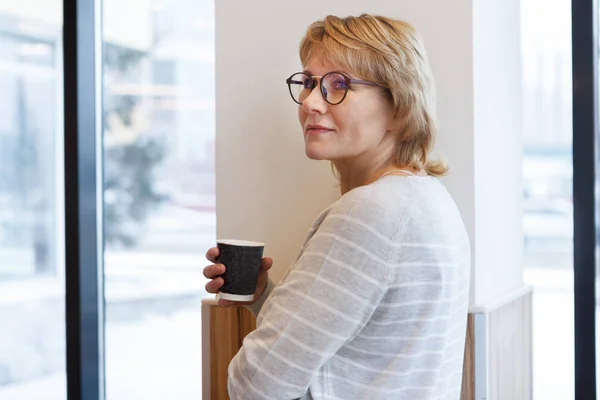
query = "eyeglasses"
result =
(285, 71, 380, 105)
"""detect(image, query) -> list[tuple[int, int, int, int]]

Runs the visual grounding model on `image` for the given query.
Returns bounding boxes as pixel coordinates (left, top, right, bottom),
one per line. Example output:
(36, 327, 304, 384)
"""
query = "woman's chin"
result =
(305, 141, 337, 160)
(304, 148, 331, 161)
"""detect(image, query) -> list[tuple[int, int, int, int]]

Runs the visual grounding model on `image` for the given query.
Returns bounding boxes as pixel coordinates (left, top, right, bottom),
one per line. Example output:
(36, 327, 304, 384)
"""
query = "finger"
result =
(217, 299, 239, 307)
(203, 263, 225, 279)
(260, 257, 273, 271)
(205, 277, 224, 294)
(218, 299, 250, 307)
(205, 247, 220, 263)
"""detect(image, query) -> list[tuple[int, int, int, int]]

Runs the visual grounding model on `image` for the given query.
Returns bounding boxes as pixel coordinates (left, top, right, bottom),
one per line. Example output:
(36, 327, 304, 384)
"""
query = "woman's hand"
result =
(203, 247, 273, 307)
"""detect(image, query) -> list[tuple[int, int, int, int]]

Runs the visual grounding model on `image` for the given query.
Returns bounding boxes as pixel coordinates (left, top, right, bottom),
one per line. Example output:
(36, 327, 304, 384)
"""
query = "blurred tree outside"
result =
(103, 42, 168, 248)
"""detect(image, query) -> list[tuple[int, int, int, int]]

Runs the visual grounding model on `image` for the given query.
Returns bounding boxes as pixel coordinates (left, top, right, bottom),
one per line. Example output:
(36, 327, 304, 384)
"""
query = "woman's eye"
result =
(333, 80, 347, 90)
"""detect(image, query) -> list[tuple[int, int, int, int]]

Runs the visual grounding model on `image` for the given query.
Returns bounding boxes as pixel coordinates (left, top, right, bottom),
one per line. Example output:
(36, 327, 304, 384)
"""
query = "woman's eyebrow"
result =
(332, 69, 355, 77)
(302, 69, 355, 77)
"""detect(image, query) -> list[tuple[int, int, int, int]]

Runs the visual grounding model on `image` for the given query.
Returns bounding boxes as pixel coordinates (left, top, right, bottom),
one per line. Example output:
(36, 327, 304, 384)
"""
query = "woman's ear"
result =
(385, 116, 399, 136)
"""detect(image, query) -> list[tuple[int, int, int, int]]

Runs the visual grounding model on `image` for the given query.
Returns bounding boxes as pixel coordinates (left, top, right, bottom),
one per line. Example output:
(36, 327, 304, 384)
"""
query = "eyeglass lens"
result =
(288, 72, 349, 105)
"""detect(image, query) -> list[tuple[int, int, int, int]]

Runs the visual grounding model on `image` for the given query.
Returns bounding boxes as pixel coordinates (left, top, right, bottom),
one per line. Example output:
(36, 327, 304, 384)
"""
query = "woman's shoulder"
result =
(327, 180, 415, 232)
(338, 177, 416, 212)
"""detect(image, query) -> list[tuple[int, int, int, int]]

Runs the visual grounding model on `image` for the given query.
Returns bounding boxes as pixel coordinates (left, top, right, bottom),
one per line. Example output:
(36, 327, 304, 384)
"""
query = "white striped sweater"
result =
(228, 176, 471, 400)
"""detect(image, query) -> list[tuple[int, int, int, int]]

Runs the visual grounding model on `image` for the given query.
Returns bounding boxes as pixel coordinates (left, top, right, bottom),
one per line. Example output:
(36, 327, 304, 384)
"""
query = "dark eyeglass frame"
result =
(285, 71, 380, 105)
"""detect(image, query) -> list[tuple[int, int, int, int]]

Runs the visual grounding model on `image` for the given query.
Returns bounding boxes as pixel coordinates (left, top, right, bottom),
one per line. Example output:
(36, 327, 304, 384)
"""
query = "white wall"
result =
(215, 0, 523, 305)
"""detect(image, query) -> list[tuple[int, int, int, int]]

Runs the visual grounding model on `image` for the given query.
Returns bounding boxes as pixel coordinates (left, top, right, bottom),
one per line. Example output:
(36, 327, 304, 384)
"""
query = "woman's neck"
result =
(335, 163, 420, 195)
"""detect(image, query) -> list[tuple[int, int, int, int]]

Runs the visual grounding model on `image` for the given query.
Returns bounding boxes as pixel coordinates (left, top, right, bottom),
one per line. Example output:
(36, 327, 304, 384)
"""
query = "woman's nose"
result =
(301, 85, 327, 114)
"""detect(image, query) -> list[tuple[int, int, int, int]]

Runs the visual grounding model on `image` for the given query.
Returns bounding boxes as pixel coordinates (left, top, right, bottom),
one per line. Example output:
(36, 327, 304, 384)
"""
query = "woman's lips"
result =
(305, 125, 334, 135)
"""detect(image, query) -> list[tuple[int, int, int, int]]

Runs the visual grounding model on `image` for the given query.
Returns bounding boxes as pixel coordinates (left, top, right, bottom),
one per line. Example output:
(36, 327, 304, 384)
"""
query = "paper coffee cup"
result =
(216, 239, 265, 302)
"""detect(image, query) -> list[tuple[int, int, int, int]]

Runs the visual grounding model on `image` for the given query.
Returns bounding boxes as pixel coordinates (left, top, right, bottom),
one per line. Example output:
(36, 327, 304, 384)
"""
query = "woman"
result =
(204, 14, 470, 400)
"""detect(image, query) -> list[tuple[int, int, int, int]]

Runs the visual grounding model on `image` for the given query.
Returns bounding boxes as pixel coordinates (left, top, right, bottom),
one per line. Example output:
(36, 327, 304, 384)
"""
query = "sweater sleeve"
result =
(227, 195, 395, 400)
(245, 278, 274, 317)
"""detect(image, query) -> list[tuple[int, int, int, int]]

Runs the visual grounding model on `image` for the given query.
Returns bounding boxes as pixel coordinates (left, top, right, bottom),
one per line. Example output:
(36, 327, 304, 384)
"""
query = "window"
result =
(0, 3, 66, 399)
(102, 0, 214, 397)
(521, 0, 574, 398)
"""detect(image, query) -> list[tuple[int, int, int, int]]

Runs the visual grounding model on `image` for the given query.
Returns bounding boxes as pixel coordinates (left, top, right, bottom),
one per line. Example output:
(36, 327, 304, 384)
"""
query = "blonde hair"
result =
(299, 14, 448, 176)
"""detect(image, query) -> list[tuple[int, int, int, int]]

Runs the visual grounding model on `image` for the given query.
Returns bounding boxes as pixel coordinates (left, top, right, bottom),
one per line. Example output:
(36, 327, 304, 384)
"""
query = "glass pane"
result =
(521, 0, 574, 398)
(102, 0, 214, 398)
(0, 3, 66, 399)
